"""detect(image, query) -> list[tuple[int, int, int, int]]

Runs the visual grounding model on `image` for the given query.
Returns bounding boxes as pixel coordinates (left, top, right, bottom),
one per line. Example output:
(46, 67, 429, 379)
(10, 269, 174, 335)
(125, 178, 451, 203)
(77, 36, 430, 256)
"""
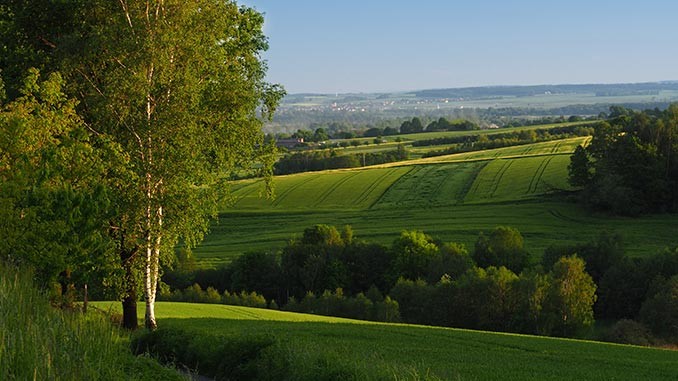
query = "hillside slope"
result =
(94, 301, 678, 380)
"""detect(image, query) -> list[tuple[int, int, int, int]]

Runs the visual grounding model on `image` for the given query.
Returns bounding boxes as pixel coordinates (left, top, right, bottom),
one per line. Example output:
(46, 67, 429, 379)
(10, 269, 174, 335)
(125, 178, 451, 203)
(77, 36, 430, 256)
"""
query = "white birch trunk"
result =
(144, 172, 157, 329)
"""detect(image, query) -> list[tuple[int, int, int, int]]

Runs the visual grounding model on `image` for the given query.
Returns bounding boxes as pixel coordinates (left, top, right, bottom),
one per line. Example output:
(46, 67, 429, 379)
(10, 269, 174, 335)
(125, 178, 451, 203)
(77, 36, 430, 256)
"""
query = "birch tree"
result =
(69, 0, 282, 329)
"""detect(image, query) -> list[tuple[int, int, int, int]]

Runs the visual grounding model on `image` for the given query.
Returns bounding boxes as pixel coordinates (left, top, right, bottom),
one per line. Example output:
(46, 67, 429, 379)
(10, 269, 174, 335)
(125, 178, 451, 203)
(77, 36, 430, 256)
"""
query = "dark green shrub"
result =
(604, 319, 654, 346)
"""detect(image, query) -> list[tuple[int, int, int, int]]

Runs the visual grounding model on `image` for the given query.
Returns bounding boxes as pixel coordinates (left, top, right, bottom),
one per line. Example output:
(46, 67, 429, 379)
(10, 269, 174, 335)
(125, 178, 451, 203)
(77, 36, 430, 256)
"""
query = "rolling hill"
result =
(195, 136, 678, 267)
(93, 301, 678, 380)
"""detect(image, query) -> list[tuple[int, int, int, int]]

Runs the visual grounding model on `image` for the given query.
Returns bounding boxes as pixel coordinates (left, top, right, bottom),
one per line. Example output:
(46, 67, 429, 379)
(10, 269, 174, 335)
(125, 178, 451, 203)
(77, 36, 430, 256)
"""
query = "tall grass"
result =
(0, 262, 183, 380)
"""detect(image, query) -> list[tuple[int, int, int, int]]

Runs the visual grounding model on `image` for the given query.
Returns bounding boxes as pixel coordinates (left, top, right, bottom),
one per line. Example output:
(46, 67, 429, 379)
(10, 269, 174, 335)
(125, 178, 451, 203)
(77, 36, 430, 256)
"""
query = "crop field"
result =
(230, 166, 410, 210)
(93, 302, 678, 380)
(323, 122, 592, 157)
(194, 136, 678, 267)
(463, 155, 571, 204)
(411, 136, 589, 162)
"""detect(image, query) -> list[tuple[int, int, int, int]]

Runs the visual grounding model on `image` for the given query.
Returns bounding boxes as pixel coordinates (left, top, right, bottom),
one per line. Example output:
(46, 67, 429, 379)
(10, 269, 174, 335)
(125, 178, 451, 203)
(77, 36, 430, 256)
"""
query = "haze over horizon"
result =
(241, 0, 678, 94)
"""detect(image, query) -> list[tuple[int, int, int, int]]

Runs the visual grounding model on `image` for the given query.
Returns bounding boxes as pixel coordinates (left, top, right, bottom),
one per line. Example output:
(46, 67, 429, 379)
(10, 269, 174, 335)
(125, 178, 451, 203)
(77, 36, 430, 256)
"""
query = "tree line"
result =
(414, 124, 595, 148)
(274, 145, 409, 175)
(165, 224, 678, 343)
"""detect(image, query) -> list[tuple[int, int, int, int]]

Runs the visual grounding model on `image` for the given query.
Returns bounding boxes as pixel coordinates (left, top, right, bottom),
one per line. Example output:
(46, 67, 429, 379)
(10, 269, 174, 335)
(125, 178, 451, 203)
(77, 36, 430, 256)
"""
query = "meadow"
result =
(93, 301, 678, 380)
(195, 136, 678, 267)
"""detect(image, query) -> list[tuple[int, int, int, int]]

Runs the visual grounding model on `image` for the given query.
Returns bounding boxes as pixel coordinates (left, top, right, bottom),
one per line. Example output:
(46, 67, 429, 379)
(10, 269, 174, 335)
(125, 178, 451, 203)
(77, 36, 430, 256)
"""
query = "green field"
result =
(93, 301, 678, 380)
(196, 137, 678, 267)
(319, 121, 591, 157)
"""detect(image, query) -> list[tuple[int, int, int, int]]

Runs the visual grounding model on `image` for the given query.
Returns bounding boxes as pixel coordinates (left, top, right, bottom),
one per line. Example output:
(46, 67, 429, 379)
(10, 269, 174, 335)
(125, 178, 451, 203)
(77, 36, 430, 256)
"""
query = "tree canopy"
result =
(569, 105, 678, 215)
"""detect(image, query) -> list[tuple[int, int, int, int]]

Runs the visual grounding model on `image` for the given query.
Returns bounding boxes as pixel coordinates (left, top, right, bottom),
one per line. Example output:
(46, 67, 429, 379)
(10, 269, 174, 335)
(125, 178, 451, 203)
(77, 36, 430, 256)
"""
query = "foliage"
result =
(604, 319, 654, 346)
(640, 275, 678, 340)
(274, 146, 408, 175)
(425, 117, 478, 132)
(159, 283, 269, 309)
(473, 226, 529, 273)
(544, 255, 597, 337)
(0, 70, 118, 296)
(1, 0, 284, 329)
(570, 105, 678, 214)
(284, 288, 401, 323)
(391, 230, 439, 281)
(568, 145, 593, 186)
(400, 117, 424, 134)
(542, 231, 624, 283)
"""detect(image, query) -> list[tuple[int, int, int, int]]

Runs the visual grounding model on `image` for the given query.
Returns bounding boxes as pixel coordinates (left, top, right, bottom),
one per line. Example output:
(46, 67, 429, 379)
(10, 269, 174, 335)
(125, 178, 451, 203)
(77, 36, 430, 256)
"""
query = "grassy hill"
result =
(195, 136, 678, 267)
(93, 301, 678, 380)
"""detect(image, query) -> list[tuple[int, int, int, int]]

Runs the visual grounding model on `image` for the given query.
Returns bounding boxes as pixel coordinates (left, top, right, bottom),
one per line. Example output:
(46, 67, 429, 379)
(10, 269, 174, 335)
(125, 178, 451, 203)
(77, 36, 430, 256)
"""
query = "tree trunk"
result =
(122, 289, 138, 330)
(144, 223, 157, 330)
(119, 241, 139, 330)
(144, 205, 162, 331)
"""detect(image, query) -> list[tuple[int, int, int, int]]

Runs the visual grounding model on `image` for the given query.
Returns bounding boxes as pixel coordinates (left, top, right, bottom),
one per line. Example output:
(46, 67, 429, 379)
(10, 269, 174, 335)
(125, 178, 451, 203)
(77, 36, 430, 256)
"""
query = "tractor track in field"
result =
(549, 209, 582, 223)
(371, 166, 418, 207)
(550, 140, 563, 154)
(527, 156, 553, 194)
(457, 161, 488, 203)
(313, 171, 360, 207)
(271, 175, 317, 207)
(490, 160, 514, 197)
(429, 165, 456, 205)
(355, 167, 402, 207)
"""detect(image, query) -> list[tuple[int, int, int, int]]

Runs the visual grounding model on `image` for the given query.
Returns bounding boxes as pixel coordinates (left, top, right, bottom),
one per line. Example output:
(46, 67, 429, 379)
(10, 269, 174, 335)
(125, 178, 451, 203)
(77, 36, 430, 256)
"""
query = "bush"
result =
(604, 320, 654, 346)
(640, 275, 678, 340)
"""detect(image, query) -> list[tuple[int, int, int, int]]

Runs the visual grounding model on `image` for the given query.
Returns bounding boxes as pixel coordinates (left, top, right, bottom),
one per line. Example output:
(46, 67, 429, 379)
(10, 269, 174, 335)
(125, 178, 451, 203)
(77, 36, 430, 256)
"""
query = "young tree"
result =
(545, 255, 597, 337)
(568, 145, 592, 186)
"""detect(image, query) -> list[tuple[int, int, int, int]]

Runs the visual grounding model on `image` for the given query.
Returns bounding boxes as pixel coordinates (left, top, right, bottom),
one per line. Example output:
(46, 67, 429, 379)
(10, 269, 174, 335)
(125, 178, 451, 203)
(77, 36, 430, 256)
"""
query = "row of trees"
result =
(1, 1, 282, 330)
(166, 224, 678, 342)
(391, 256, 595, 337)
(274, 145, 408, 175)
(413, 125, 595, 148)
(165, 225, 599, 337)
(400, 117, 478, 134)
(569, 105, 678, 215)
(275, 116, 479, 143)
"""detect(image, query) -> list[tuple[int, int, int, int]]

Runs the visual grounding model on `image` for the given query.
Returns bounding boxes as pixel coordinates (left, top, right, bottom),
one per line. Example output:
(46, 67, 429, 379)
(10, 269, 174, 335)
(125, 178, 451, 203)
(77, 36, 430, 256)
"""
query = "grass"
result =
(93, 301, 678, 380)
(195, 136, 678, 267)
(0, 263, 183, 381)
(197, 202, 678, 267)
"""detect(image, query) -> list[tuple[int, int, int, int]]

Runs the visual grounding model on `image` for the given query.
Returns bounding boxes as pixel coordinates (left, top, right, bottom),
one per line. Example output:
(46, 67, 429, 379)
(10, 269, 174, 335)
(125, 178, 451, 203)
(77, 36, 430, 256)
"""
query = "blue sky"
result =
(240, 0, 678, 94)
